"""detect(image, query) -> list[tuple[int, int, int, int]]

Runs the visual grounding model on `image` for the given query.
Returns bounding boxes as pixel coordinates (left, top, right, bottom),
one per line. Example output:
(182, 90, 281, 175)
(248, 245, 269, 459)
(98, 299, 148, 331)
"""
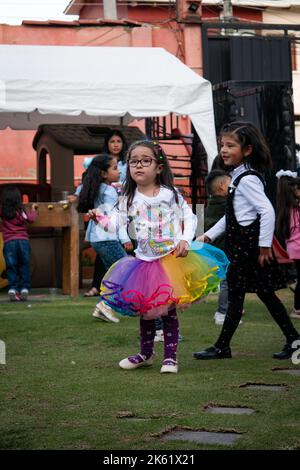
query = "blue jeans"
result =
(3, 239, 31, 291)
(217, 278, 228, 315)
(91, 240, 127, 271)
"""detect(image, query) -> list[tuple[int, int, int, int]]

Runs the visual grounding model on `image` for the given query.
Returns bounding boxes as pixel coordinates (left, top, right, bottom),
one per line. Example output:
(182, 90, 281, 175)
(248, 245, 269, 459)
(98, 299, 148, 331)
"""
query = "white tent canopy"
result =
(0, 45, 217, 165)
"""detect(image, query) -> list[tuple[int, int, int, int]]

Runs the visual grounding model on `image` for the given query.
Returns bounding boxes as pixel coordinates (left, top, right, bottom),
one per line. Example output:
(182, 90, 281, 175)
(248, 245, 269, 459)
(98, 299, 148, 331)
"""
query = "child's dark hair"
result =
(219, 121, 272, 174)
(124, 140, 178, 208)
(0, 186, 24, 220)
(77, 154, 113, 213)
(276, 175, 300, 241)
(205, 169, 230, 196)
(104, 130, 128, 163)
(211, 154, 225, 171)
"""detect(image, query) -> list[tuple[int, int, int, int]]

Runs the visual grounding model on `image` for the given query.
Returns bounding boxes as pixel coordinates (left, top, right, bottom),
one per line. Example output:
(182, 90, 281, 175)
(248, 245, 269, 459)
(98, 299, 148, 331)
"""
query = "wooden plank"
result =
(26, 202, 72, 228)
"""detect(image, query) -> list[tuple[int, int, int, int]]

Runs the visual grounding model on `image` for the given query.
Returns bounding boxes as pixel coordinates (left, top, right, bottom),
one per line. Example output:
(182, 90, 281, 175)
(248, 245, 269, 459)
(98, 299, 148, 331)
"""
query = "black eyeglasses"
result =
(128, 158, 155, 168)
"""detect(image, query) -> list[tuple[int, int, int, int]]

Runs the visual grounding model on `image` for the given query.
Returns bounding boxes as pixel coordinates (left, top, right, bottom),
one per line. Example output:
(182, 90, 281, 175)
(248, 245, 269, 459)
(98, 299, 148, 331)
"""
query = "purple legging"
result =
(140, 307, 179, 361)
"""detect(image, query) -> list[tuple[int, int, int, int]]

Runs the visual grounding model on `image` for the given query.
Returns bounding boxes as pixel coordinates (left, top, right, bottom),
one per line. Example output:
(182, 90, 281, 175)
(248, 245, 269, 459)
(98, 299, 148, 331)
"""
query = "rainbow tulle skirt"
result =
(100, 241, 229, 319)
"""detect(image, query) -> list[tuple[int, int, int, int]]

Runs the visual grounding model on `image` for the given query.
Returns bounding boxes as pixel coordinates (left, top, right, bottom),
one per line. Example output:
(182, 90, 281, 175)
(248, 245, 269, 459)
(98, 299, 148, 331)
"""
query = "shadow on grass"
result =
(0, 427, 34, 449)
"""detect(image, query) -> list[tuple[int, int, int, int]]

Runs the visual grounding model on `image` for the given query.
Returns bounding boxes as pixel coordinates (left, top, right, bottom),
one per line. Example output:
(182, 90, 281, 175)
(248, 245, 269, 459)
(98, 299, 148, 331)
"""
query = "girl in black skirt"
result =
(194, 122, 299, 360)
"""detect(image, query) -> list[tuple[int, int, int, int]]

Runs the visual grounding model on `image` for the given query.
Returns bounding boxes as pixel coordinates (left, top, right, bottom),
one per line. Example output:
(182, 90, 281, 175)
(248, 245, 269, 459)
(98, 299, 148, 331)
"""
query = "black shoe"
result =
(273, 341, 298, 360)
(193, 345, 232, 360)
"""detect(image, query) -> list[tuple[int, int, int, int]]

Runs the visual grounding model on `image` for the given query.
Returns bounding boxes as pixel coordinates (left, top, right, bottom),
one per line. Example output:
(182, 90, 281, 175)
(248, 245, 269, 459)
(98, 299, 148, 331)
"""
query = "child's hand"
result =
(176, 240, 189, 258)
(123, 241, 134, 252)
(67, 194, 78, 203)
(258, 247, 273, 267)
(32, 203, 38, 211)
(87, 209, 98, 222)
(196, 235, 211, 243)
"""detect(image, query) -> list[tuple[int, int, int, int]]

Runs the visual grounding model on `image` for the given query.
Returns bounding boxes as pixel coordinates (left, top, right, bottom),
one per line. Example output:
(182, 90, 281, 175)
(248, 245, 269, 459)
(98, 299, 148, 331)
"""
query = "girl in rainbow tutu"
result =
(90, 140, 229, 373)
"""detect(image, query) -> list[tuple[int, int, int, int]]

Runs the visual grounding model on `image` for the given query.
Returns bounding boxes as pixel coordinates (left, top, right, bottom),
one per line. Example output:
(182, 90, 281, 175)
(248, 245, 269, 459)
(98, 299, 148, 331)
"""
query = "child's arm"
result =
(198, 215, 226, 242)
(174, 194, 197, 257)
(116, 197, 131, 245)
(239, 175, 275, 267)
(178, 194, 197, 244)
(88, 197, 131, 245)
(67, 194, 78, 203)
(239, 175, 275, 247)
(197, 234, 212, 243)
(88, 185, 120, 230)
(25, 204, 38, 223)
(89, 209, 110, 226)
(258, 247, 273, 267)
(175, 240, 189, 257)
(118, 226, 131, 246)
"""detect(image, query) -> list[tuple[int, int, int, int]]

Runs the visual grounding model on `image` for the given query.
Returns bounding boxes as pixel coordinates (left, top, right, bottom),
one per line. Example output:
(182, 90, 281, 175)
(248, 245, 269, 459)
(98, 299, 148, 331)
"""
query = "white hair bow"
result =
(275, 169, 298, 179)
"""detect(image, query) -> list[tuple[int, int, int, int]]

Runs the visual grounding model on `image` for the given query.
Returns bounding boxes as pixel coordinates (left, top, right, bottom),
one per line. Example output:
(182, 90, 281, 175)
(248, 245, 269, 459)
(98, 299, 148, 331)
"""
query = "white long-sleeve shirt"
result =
(96, 186, 197, 261)
(205, 165, 275, 247)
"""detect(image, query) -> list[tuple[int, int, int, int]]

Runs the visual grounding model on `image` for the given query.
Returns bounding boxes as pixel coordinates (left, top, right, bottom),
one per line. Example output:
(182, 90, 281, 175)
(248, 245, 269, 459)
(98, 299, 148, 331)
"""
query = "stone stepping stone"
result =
(206, 406, 255, 415)
(161, 430, 242, 446)
(273, 369, 300, 377)
(241, 384, 287, 392)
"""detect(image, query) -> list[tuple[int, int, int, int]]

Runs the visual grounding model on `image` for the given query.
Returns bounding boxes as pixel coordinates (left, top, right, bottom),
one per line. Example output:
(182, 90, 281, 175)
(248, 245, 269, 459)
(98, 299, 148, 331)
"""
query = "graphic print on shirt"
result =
(132, 200, 176, 257)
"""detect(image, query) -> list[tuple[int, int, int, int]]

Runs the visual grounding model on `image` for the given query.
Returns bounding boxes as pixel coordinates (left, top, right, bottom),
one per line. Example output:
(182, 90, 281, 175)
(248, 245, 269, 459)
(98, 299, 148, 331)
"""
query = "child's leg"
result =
(3, 240, 19, 292)
(217, 279, 228, 315)
(18, 240, 31, 291)
(91, 241, 127, 323)
(92, 254, 106, 292)
(119, 317, 156, 369)
(92, 240, 126, 271)
(215, 290, 245, 349)
(256, 291, 299, 343)
(293, 260, 300, 311)
(162, 306, 179, 362)
(140, 317, 156, 359)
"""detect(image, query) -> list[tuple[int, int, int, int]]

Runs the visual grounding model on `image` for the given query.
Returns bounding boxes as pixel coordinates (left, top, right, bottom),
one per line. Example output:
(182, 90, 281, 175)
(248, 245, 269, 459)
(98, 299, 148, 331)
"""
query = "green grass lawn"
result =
(0, 289, 300, 450)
